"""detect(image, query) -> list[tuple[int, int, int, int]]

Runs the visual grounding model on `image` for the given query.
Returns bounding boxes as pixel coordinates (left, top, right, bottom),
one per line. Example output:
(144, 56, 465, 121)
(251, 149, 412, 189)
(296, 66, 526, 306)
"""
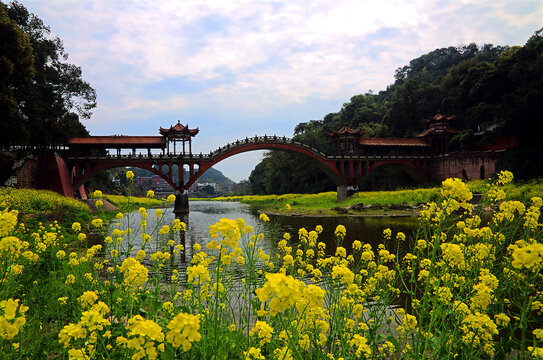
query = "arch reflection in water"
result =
(110, 201, 418, 268)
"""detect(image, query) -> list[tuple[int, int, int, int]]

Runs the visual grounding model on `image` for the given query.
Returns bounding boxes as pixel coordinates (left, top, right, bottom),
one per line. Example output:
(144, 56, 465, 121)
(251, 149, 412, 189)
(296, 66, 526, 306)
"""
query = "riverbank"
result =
(0, 187, 92, 224)
(2, 171, 543, 358)
(0, 187, 174, 247)
(194, 178, 543, 216)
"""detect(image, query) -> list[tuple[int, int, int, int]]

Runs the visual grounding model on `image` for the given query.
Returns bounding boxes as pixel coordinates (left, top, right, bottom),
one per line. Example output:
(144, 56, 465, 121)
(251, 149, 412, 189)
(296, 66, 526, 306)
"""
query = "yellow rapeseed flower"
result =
(0, 298, 28, 340)
(166, 312, 201, 351)
(119, 258, 148, 288)
(249, 321, 274, 346)
(255, 273, 305, 316)
(335, 225, 347, 238)
(72, 222, 81, 232)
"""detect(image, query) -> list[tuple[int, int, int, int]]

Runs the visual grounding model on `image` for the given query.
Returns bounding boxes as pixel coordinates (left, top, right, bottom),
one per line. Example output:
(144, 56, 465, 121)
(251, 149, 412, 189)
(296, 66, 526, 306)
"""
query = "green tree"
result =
(2, 1, 96, 148)
(0, 4, 34, 145)
(495, 29, 543, 146)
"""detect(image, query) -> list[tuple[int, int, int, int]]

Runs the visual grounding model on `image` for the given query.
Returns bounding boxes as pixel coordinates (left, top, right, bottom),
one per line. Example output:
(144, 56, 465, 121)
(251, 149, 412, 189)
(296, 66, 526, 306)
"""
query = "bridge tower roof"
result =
(326, 126, 364, 138)
(159, 121, 199, 138)
(415, 111, 461, 138)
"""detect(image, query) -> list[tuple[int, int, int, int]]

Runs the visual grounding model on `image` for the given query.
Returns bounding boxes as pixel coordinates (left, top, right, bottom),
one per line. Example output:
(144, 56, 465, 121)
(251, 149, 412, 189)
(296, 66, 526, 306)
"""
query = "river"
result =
(112, 201, 419, 263)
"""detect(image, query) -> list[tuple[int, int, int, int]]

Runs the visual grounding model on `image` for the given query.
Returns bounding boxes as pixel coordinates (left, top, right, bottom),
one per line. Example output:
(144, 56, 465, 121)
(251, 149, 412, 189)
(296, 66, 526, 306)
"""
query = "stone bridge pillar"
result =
(337, 185, 348, 202)
(173, 191, 189, 216)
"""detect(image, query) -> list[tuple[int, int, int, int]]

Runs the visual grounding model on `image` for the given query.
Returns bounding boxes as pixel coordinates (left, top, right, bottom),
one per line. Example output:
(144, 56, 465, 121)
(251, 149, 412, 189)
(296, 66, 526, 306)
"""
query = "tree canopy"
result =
(0, 1, 96, 149)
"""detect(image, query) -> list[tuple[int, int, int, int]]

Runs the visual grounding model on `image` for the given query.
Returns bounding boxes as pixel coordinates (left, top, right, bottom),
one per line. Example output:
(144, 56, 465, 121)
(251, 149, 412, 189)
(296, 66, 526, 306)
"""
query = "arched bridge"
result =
(42, 114, 509, 213)
(62, 134, 430, 207)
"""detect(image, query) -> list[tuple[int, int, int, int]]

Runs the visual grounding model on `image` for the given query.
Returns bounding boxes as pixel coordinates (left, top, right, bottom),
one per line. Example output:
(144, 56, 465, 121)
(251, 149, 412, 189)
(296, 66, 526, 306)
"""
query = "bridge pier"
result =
(337, 185, 348, 202)
(173, 191, 189, 216)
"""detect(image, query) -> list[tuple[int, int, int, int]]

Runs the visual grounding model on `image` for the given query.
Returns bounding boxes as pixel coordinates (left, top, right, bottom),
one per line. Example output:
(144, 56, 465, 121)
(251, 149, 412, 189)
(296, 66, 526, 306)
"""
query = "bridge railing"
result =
(64, 152, 215, 161)
(64, 150, 431, 162)
(208, 135, 328, 159)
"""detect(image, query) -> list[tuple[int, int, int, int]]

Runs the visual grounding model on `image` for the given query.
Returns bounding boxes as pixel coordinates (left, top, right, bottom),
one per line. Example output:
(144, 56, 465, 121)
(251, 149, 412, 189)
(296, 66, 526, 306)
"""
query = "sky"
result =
(18, 0, 543, 182)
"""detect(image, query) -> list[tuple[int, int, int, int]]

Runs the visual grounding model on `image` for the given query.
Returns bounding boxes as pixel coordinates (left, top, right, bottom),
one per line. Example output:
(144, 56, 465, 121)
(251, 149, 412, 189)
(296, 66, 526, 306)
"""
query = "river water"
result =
(112, 201, 419, 263)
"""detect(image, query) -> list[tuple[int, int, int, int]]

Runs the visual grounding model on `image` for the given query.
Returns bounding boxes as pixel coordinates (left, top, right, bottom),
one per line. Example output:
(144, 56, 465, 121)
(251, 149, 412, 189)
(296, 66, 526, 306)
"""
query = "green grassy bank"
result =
(89, 192, 171, 212)
(195, 178, 543, 215)
(0, 187, 91, 223)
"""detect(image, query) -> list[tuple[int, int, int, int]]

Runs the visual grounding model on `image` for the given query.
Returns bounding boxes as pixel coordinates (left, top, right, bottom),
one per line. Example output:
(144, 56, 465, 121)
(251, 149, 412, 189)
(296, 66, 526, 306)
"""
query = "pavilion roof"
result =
(68, 136, 166, 148)
(159, 121, 199, 137)
(414, 127, 462, 138)
(415, 111, 461, 138)
(359, 138, 429, 147)
(421, 111, 456, 125)
(327, 126, 364, 138)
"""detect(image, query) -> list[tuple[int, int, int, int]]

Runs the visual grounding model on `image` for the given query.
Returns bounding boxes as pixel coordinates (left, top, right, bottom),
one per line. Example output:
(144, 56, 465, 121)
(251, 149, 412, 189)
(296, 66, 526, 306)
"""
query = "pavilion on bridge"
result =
(68, 121, 199, 157)
(326, 111, 461, 156)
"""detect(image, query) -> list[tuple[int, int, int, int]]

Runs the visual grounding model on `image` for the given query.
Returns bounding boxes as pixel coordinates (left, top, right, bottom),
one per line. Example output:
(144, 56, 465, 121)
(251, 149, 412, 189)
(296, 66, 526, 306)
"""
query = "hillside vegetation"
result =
(250, 29, 543, 194)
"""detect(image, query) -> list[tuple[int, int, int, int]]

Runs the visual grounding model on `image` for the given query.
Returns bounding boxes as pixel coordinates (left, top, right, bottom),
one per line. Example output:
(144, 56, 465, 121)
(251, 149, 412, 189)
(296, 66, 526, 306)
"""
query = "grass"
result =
(91, 193, 171, 212)
(0, 187, 89, 216)
(194, 178, 543, 216)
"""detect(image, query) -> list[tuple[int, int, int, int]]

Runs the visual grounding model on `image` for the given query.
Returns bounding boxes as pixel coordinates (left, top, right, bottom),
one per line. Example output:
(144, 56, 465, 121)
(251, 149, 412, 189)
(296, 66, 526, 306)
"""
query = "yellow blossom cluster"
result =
(58, 294, 111, 358)
(0, 209, 18, 237)
(256, 273, 305, 316)
(119, 257, 148, 289)
(118, 315, 164, 360)
(0, 298, 28, 340)
(166, 312, 201, 351)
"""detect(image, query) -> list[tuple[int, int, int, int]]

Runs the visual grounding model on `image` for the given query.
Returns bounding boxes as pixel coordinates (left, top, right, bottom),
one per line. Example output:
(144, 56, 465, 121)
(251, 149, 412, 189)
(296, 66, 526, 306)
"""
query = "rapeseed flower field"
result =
(1, 171, 543, 359)
(0, 188, 89, 216)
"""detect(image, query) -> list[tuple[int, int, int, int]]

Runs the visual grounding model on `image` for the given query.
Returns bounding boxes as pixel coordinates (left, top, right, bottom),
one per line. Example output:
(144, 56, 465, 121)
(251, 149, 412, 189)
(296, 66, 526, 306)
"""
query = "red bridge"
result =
(41, 113, 515, 213)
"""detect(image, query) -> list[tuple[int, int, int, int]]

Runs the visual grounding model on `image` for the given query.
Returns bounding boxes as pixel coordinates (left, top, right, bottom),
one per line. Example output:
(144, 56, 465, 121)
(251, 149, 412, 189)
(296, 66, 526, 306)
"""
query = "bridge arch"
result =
(185, 138, 347, 190)
(71, 161, 179, 192)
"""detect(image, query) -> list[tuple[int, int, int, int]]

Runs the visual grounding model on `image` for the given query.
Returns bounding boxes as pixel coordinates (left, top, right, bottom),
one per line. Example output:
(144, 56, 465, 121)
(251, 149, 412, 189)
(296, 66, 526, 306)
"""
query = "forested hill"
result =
(249, 29, 543, 194)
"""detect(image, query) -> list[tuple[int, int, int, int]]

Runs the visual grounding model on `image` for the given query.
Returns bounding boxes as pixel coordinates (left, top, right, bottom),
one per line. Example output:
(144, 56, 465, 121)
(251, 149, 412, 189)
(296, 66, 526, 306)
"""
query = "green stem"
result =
(278, 313, 304, 360)
(213, 248, 223, 353)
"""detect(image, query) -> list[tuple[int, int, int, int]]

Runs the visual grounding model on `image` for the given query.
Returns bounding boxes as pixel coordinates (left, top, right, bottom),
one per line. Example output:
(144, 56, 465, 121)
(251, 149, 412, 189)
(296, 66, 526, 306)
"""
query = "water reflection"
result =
(269, 213, 418, 256)
(110, 201, 419, 265)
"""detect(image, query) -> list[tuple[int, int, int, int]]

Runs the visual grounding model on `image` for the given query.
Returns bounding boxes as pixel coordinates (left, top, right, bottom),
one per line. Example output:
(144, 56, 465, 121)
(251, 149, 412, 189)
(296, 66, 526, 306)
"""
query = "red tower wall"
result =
(430, 153, 497, 181)
(37, 154, 75, 197)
